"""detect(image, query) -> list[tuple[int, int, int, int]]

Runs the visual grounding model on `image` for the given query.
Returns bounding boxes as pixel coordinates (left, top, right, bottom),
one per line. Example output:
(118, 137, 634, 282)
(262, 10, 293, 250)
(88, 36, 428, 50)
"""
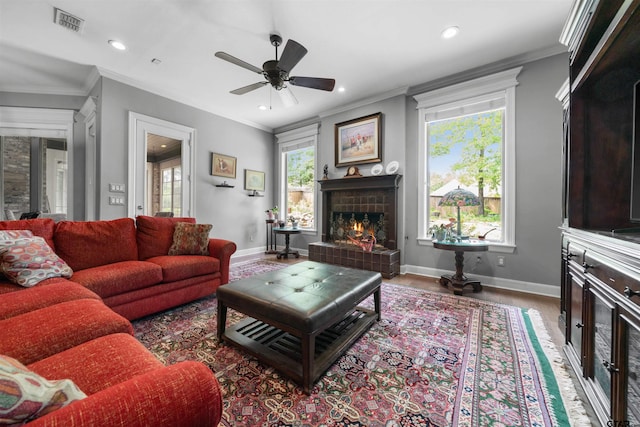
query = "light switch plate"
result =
(108, 196, 125, 205)
(109, 183, 125, 193)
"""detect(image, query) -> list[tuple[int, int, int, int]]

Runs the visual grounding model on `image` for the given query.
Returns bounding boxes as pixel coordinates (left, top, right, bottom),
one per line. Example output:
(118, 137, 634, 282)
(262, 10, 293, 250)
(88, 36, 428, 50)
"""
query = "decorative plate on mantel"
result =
(371, 164, 384, 176)
(386, 161, 399, 174)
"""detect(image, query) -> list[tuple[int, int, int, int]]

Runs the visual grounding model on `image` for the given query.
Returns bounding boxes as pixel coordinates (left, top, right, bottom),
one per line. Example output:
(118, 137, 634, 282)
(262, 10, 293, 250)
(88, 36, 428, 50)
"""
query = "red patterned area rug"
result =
(133, 260, 589, 427)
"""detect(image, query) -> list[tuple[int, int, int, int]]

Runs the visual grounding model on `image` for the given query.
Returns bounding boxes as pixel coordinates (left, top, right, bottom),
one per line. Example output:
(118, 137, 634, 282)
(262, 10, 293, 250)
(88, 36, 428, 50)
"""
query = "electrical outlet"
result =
(497, 256, 505, 267)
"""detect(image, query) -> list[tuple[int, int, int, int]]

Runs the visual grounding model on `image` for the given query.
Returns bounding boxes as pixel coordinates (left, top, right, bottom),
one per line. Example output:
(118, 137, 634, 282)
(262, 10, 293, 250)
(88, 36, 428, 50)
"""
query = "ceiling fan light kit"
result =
(215, 33, 335, 104)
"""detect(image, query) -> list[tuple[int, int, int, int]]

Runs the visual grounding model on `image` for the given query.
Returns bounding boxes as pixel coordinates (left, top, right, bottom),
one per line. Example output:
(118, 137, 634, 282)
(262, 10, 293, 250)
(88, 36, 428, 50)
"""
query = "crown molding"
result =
(318, 86, 409, 119)
(96, 66, 273, 133)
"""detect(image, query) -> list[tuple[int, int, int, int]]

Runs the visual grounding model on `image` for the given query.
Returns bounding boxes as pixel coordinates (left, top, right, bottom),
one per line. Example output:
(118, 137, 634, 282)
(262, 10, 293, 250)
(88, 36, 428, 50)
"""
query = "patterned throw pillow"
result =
(0, 354, 86, 423)
(0, 236, 73, 287)
(0, 230, 34, 240)
(168, 222, 212, 255)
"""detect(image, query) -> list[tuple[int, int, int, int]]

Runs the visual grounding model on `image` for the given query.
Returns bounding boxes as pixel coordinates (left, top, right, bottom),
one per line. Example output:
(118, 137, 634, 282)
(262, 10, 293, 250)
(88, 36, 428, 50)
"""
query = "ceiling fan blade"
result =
(214, 51, 263, 74)
(277, 39, 307, 73)
(230, 81, 267, 95)
(289, 76, 335, 91)
(278, 86, 299, 107)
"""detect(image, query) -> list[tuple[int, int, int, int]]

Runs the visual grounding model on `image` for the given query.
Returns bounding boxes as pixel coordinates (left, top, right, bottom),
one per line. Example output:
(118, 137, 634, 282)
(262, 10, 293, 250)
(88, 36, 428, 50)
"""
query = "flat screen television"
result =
(631, 80, 640, 221)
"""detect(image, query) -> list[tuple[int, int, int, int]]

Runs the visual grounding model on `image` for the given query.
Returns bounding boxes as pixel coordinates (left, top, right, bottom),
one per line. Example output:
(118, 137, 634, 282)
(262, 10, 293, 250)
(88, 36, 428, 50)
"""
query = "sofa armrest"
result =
(208, 238, 236, 285)
(29, 361, 222, 427)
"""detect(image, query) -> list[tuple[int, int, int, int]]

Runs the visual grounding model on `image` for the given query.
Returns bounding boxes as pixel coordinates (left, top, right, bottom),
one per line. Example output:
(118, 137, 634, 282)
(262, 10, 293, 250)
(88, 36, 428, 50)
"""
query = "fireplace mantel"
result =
(318, 174, 402, 192)
(312, 174, 402, 278)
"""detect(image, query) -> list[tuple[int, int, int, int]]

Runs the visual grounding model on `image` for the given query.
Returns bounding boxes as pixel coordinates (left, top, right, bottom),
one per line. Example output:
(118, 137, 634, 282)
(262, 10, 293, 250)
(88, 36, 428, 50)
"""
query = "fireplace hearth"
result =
(309, 174, 401, 278)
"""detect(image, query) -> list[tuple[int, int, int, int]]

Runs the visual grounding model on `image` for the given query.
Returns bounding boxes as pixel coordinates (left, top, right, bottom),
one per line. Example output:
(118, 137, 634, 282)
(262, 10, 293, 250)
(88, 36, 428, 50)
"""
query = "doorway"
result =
(0, 107, 74, 220)
(128, 112, 194, 218)
(146, 133, 182, 216)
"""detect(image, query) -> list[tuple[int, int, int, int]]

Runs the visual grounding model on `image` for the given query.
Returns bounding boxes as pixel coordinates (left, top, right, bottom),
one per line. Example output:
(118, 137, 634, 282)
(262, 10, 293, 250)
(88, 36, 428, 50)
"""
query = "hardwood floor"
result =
(263, 255, 564, 348)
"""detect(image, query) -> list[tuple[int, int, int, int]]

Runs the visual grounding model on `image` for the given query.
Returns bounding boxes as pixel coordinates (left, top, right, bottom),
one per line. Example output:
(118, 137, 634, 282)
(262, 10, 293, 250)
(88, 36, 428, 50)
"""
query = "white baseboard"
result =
(229, 254, 559, 299)
(231, 246, 309, 264)
(402, 264, 560, 298)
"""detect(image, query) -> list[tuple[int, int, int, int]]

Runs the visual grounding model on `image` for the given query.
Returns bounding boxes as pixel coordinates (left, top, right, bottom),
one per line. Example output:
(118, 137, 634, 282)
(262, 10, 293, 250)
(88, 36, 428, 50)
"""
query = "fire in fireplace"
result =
(329, 211, 386, 249)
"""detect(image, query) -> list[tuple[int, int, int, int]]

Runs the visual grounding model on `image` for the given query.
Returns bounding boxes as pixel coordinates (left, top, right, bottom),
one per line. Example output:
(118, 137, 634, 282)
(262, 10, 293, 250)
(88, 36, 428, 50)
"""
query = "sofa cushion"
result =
(0, 354, 86, 424)
(146, 255, 219, 283)
(0, 281, 101, 320)
(54, 218, 138, 271)
(0, 277, 69, 296)
(0, 218, 56, 250)
(136, 215, 195, 260)
(168, 222, 212, 255)
(0, 299, 133, 365)
(70, 261, 163, 298)
(0, 236, 73, 287)
(28, 333, 163, 396)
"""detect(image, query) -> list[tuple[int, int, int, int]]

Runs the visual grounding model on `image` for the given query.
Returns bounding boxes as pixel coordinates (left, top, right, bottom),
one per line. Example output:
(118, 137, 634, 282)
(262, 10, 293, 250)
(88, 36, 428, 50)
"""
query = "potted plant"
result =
(289, 215, 299, 229)
(265, 206, 279, 220)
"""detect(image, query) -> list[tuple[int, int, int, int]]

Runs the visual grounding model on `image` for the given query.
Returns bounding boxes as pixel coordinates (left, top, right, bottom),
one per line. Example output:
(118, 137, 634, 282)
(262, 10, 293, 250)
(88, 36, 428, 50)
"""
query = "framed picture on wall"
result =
(211, 153, 236, 178)
(335, 112, 382, 167)
(244, 169, 265, 191)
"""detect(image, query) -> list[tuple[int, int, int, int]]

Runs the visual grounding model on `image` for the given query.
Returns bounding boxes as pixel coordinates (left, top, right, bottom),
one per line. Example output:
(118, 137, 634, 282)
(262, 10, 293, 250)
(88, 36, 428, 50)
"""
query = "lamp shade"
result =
(438, 186, 480, 207)
(437, 186, 480, 238)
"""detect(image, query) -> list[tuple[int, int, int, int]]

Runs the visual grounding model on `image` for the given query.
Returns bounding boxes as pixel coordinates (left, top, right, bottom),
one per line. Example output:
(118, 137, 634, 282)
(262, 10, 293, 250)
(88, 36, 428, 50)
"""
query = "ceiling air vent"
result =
(53, 8, 85, 33)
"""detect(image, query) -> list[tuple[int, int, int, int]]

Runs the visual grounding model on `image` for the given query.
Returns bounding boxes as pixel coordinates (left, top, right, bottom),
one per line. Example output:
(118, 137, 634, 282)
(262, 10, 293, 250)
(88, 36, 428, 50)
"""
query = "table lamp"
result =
(438, 186, 480, 239)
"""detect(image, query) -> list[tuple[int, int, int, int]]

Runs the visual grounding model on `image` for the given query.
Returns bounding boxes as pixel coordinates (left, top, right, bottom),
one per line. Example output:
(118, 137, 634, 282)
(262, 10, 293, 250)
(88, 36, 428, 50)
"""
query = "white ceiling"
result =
(0, 0, 572, 131)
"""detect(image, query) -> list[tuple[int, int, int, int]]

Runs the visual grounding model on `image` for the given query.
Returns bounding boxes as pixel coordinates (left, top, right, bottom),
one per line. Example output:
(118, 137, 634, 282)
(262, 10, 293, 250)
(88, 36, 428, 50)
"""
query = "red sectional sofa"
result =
(0, 216, 236, 426)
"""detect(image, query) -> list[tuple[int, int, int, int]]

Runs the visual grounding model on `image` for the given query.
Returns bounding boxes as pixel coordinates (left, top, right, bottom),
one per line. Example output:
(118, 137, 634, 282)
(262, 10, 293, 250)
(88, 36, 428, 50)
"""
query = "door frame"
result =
(127, 112, 195, 218)
(0, 106, 74, 219)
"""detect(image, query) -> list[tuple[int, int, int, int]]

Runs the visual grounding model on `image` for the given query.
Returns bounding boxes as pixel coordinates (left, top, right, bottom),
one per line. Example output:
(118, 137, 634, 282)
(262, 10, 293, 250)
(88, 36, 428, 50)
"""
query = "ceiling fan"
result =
(215, 34, 335, 106)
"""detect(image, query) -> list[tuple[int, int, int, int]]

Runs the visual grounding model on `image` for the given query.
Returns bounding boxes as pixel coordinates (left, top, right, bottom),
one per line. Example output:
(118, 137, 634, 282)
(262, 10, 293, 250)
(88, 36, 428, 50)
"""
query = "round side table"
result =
(273, 227, 302, 259)
(433, 240, 488, 295)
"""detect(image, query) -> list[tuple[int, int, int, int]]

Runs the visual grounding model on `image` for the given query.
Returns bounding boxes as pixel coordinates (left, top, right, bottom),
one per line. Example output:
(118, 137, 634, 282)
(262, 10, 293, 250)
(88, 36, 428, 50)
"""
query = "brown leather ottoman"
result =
(217, 261, 381, 393)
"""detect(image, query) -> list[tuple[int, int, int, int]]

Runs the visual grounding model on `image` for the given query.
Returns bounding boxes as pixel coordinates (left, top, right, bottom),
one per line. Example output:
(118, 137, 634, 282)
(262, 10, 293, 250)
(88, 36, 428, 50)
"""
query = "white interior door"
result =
(128, 112, 195, 218)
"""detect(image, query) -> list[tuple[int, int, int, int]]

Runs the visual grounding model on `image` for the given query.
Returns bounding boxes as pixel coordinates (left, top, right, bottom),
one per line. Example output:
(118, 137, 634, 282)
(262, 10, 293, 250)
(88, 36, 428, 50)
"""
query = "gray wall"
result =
(280, 53, 568, 290)
(2, 53, 569, 289)
(97, 77, 274, 248)
(282, 94, 408, 256)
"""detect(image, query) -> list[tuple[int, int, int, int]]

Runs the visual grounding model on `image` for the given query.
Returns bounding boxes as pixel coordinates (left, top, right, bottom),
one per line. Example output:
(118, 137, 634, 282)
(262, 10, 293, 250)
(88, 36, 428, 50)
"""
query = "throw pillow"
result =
(0, 354, 86, 423)
(0, 230, 34, 240)
(168, 222, 212, 255)
(0, 236, 73, 287)
(135, 215, 196, 260)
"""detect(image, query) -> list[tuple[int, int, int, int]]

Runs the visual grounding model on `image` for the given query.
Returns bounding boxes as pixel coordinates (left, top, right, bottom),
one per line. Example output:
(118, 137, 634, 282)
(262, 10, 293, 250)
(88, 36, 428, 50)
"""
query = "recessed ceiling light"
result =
(441, 26, 460, 39)
(160, 144, 167, 148)
(338, 86, 346, 93)
(108, 40, 127, 50)
(258, 105, 268, 111)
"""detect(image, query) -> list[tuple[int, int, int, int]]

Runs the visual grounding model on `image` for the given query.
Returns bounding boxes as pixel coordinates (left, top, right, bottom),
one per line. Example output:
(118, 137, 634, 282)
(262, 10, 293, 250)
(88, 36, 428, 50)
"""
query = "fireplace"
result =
(308, 174, 401, 278)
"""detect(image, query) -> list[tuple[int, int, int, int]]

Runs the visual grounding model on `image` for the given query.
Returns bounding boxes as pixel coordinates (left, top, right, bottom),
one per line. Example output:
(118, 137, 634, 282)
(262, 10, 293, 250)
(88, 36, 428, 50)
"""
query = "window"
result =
(276, 124, 319, 231)
(160, 162, 181, 216)
(414, 67, 521, 250)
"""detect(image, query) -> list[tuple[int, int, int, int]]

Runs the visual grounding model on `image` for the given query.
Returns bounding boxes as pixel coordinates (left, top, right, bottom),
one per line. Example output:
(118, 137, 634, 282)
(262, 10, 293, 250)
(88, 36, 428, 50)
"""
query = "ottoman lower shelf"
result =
(220, 307, 378, 393)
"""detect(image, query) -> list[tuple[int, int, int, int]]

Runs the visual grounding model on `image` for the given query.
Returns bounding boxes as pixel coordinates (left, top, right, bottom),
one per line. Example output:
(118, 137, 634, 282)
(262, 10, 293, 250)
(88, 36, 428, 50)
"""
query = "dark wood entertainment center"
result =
(560, 1, 640, 425)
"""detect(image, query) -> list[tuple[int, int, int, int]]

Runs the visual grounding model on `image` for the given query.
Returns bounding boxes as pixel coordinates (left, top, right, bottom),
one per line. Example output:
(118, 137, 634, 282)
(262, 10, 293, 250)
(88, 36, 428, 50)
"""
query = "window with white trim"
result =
(414, 67, 521, 249)
(276, 124, 319, 231)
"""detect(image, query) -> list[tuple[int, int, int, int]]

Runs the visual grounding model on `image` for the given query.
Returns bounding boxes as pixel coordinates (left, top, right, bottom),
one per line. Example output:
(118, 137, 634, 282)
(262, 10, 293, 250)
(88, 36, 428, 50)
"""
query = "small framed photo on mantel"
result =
(335, 112, 382, 168)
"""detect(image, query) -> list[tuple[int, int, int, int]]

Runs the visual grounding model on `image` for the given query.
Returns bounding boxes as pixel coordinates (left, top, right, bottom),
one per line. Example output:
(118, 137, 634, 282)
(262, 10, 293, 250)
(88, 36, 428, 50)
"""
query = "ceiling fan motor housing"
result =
(263, 60, 287, 90)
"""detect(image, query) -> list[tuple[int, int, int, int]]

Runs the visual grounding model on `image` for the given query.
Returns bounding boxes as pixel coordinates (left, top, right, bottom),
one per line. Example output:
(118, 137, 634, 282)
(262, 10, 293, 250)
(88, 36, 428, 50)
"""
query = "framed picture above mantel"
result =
(334, 112, 382, 167)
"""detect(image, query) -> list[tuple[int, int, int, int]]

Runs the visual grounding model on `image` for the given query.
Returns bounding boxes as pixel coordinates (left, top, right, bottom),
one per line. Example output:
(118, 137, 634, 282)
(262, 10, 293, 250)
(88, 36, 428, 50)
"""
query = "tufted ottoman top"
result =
(217, 261, 381, 333)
